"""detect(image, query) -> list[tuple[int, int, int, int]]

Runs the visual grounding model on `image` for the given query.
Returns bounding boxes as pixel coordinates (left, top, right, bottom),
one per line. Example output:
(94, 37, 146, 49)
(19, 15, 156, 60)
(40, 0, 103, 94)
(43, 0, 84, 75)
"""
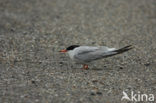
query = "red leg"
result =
(82, 64, 89, 70)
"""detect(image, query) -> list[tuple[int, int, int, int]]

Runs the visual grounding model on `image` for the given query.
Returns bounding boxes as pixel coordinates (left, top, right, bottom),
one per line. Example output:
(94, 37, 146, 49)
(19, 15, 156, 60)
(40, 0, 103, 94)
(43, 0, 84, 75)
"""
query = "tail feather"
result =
(104, 45, 133, 58)
(113, 45, 133, 54)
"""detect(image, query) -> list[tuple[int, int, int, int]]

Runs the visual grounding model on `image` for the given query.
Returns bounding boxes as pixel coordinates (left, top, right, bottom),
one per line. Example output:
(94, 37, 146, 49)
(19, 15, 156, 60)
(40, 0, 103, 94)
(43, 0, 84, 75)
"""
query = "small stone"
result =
(10, 28, 15, 32)
(84, 72, 87, 75)
(144, 62, 150, 66)
(92, 42, 96, 44)
(35, 99, 39, 102)
(31, 80, 36, 84)
(96, 91, 102, 95)
(39, 61, 42, 64)
(50, 72, 54, 75)
(59, 62, 63, 65)
(90, 92, 96, 96)
(119, 66, 123, 69)
(56, 15, 60, 19)
(104, 65, 107, 68)
(92, 80, 98, 83)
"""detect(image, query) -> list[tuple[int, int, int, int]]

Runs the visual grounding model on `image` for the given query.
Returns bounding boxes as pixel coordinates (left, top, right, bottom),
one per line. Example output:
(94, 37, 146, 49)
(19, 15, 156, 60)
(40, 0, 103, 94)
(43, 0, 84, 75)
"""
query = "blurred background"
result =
(0, 0, 155, 103)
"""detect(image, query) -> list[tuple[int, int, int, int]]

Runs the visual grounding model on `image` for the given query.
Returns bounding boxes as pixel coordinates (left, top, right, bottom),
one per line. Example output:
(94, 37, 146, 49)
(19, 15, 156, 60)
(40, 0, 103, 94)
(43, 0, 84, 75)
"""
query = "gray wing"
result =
(74, 46, 116, 62)
(74, 45, 132, 62)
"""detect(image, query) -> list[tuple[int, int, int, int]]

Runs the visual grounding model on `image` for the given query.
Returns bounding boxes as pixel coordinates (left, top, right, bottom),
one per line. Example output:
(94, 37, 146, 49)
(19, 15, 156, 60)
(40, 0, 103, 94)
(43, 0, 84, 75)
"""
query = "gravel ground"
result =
(0, 0, 156, 103)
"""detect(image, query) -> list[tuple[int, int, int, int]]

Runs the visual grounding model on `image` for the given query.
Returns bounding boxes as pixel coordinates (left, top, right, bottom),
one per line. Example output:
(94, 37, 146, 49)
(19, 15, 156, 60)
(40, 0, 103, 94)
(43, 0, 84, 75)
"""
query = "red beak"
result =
(59, 49, 67, 53)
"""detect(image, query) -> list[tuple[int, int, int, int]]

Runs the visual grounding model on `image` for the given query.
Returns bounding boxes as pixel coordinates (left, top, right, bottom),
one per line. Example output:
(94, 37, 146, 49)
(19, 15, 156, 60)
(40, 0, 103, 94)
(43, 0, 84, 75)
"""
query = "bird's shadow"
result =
(91, 68, 103, 71)
(71, 66, 104, 71)
(89, 64, 108, 71)
(71, 64, 109, 71)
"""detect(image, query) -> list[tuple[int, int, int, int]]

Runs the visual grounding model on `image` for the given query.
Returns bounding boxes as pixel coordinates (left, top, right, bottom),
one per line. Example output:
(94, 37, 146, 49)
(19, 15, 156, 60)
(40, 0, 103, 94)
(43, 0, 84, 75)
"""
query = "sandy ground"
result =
(0, 0, 156, 103)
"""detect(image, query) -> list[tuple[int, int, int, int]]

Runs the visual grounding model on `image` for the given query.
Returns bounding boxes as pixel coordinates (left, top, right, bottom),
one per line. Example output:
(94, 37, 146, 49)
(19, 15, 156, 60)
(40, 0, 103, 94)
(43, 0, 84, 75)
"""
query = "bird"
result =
(59, 45, 133, 70)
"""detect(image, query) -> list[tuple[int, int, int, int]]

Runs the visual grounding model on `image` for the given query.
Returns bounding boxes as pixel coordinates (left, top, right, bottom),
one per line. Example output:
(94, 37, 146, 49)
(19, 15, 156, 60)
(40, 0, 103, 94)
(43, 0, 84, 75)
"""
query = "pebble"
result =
(119, 66, 123, 69)
(90, 92, 96, 96)
(144, 62, 150, 66)
(96, 91, 102, 95)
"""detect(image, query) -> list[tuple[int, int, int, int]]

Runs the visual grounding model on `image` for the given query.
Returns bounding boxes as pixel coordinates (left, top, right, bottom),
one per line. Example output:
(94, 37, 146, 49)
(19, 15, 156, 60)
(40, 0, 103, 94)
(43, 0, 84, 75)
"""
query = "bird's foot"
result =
(82, 64, 89, 70)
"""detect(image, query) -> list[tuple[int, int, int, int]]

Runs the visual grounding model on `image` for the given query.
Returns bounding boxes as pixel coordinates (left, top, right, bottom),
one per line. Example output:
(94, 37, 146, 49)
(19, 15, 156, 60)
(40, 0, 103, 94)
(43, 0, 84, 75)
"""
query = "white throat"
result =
(67, 50, 75, 60)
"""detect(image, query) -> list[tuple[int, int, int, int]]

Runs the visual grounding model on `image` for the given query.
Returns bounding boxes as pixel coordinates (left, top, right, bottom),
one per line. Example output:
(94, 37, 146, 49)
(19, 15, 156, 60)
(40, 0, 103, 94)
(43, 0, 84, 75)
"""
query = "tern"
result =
(60, 45, 132, 69)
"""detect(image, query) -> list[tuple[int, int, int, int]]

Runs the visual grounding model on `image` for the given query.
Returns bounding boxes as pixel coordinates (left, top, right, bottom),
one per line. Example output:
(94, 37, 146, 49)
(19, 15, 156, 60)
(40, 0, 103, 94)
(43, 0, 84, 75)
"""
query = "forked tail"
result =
(113, 45, 133, 54)
(104, 45, 133, 58)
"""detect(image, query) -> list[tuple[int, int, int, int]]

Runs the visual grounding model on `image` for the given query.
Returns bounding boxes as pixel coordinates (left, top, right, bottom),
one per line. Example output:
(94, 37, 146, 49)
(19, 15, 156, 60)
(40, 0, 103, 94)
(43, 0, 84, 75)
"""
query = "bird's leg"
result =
(82, 64, 89, 70)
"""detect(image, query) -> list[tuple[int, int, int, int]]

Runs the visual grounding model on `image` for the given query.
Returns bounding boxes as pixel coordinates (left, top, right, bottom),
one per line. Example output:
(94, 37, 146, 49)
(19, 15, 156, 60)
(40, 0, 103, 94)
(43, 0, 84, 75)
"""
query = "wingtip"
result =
(123, 45, 134, 50)
(114, 45, 133, 54)
(124, 45, 133, 48)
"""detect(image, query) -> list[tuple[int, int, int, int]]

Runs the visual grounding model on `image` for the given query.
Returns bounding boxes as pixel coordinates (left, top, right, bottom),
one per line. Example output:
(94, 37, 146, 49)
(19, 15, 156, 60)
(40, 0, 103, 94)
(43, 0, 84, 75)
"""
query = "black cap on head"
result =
(66, 45, 80, 51)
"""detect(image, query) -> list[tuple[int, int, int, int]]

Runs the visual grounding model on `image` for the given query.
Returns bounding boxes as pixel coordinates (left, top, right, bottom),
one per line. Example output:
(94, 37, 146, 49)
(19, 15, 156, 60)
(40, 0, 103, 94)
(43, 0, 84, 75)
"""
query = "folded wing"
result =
(74, 46, 115, 62)
(74, 45, 132, 62)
